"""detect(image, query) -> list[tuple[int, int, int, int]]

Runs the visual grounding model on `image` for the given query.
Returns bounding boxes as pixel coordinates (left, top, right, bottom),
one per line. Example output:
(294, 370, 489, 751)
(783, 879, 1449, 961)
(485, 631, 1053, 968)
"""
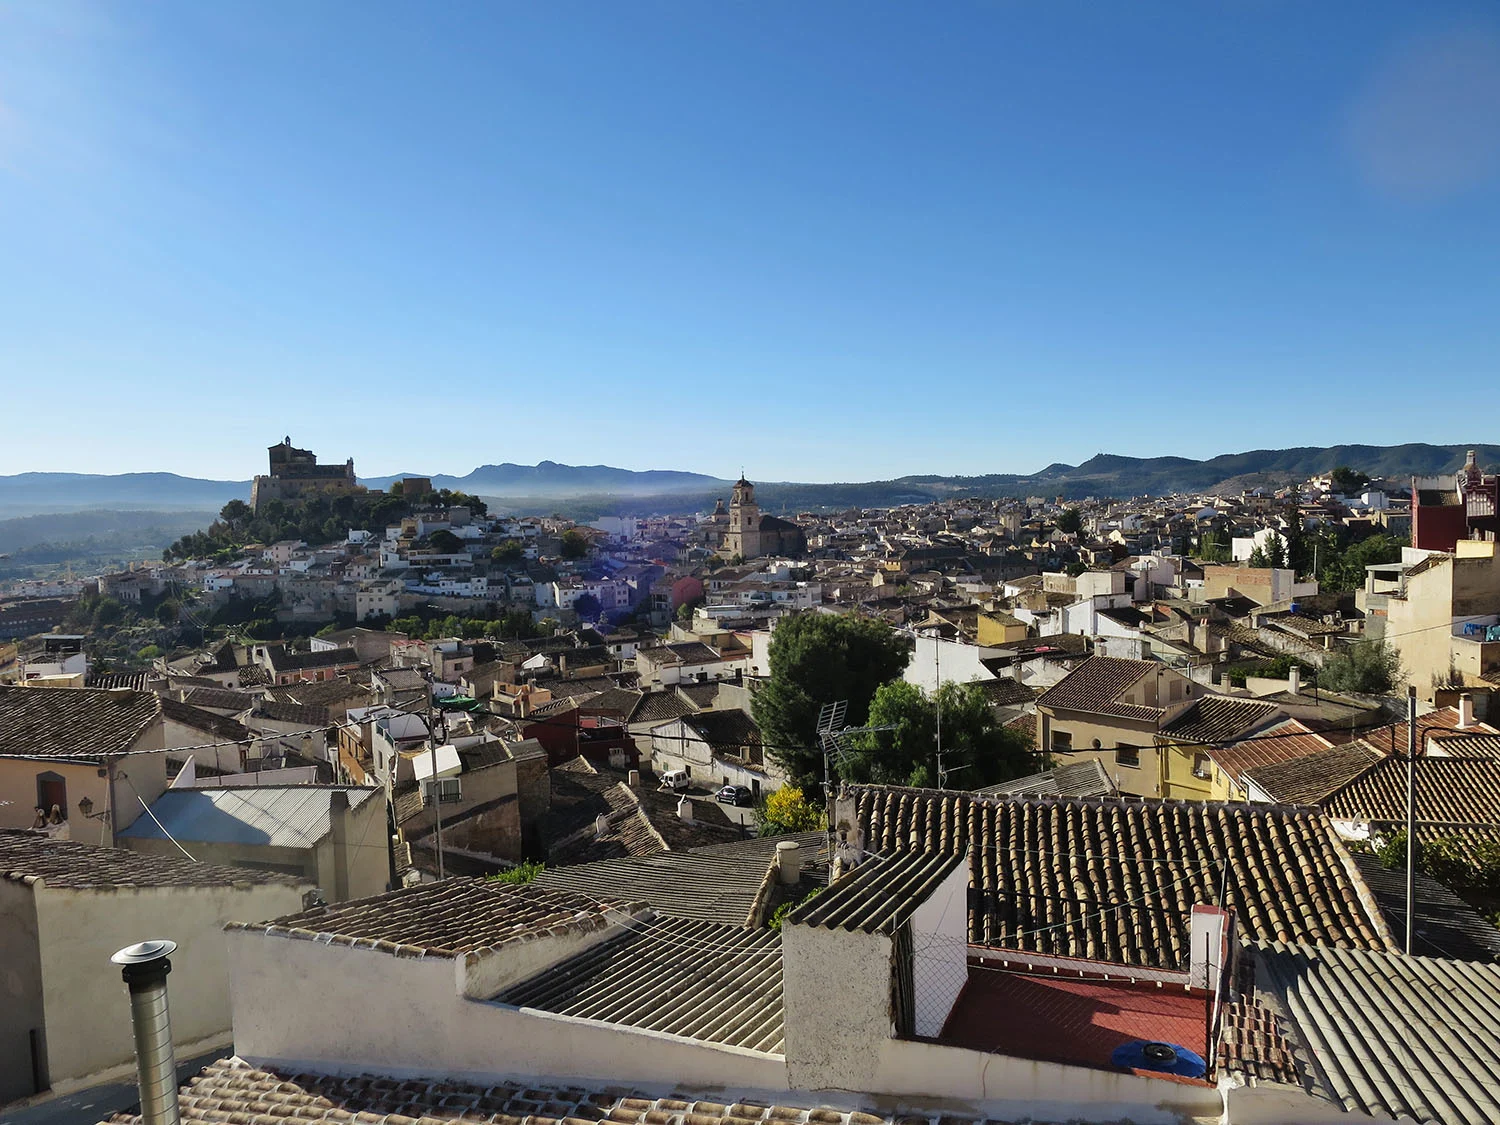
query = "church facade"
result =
(722, 478, 805, 559)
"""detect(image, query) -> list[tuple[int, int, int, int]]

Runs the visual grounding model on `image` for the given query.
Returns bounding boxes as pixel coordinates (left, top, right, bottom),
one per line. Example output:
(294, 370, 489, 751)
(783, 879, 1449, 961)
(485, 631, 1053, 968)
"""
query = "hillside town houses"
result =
(10, 451, 1500, 1125)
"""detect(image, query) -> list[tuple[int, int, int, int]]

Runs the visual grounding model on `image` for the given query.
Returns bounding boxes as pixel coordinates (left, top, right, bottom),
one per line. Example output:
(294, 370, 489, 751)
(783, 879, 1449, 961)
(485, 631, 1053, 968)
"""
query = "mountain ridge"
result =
(1, 443, 1495, 519)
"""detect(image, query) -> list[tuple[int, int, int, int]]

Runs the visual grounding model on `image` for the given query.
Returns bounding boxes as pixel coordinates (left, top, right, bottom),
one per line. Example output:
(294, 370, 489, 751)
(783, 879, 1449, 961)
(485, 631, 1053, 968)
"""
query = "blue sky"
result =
(3, 2, 1498, 482)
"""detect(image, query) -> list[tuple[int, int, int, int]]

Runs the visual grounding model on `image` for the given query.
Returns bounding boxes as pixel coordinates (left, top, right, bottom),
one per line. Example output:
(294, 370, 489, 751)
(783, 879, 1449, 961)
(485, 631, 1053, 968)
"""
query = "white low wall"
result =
(227, 930, 787, 1091)
(873, 1036, 1223, 1123)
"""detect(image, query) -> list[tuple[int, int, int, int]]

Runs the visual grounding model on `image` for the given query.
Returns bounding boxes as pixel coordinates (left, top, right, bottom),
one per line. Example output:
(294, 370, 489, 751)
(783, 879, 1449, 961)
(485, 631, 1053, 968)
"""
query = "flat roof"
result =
(940, 963, 1210, 1074)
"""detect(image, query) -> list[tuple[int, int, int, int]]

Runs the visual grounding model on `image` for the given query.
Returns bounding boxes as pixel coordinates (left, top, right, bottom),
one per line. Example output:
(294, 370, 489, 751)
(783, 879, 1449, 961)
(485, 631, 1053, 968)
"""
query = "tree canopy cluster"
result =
(841, 679, 1034, 789)
(163, 488, 489, 562)
(752, 613, 911, 790)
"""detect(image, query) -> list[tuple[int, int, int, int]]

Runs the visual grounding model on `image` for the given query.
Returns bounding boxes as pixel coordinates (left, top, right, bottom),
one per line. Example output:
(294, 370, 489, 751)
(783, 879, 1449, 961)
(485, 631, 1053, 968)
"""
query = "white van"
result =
(659, 768, 690, 792)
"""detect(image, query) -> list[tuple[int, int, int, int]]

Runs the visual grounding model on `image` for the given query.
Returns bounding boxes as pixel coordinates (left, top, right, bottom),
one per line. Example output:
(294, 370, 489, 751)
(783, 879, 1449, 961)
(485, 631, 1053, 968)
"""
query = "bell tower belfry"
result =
(726, 476, 763, 559)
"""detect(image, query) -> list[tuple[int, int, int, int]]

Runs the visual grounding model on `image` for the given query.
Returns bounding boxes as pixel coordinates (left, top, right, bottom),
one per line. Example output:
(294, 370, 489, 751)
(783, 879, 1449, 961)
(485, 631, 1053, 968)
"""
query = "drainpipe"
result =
(112, 940, 180, 1125)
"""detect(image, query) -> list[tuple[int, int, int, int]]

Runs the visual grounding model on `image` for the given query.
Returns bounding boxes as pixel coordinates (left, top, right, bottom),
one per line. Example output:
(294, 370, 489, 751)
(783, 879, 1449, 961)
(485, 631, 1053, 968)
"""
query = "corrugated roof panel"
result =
(120, 786, 380, 849)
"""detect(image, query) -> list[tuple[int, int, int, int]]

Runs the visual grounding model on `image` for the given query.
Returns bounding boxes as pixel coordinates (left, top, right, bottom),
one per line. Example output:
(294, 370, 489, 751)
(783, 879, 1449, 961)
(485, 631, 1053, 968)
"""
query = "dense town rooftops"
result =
(0, 828, 307, 889)
(846, 785, 1391, 967)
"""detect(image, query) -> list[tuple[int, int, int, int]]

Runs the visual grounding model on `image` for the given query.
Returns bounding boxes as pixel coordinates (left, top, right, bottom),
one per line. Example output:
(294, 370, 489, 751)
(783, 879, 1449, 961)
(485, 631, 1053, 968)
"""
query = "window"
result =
(424, 777, 461, 804)
(1192, 753, 1213, 781)
(1051, 730, 1073, 752)
(36, 771, 66, 819)
(1115, 745, 1140, 768)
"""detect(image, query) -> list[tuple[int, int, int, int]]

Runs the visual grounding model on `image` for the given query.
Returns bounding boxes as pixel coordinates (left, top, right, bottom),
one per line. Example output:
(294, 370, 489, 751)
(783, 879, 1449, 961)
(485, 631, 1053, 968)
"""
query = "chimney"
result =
(112, 940, 181, 1125)
(775, 839, 800, 885)
(627, 768, 641, 788)
(1288, 665, 1300, 696)
(1458, 693, 1475, 729)
(329, 790, 350, 902)
(677, 796, 694, 823)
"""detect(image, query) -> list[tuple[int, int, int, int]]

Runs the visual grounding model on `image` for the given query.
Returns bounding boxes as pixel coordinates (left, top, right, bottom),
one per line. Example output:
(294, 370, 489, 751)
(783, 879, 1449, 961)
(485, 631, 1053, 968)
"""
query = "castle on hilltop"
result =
(250, 436, 364, 511)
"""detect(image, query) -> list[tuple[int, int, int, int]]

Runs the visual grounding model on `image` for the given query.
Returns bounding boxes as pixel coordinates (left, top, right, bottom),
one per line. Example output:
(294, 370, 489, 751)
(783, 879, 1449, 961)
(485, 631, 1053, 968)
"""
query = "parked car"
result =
(716, 784, 754, 807)
(659, 768, 691, 792)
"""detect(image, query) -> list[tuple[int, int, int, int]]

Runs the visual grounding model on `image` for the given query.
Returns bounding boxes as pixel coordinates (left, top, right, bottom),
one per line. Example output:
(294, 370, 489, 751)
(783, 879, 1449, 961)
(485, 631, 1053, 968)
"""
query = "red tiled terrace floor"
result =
(939, 965, 1211, 1072)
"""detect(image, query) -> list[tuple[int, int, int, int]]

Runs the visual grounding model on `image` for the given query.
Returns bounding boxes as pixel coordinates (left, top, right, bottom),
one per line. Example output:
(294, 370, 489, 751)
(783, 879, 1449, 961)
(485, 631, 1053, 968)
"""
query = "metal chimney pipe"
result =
(112, 940, 181, 1125)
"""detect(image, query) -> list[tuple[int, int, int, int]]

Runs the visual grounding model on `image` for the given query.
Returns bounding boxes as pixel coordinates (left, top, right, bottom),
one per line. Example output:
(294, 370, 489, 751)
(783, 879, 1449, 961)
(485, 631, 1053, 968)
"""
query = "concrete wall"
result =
(226, 931, 787, 1090)
(0, 880, 45, 1104)
(781, 921, 895, 1092)
(32, 878, 307, 1092)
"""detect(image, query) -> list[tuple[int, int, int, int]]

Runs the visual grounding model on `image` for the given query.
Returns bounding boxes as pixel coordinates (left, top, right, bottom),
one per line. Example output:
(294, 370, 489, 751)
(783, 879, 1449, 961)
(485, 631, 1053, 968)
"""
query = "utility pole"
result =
(1405, 686, 1417, 956)
(934, 635, 944, 787)
(426, 669, 447, 881)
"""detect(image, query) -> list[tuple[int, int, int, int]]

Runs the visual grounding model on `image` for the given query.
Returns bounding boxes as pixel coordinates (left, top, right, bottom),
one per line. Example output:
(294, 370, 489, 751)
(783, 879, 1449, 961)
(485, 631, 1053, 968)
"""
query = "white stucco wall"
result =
(869, 1035, 1222, 1123)
(32, 878, 308, 1091)
(911, 862, 968, 1038)
(904, 635, 1000, 693)
(226, 930, 787, 1091)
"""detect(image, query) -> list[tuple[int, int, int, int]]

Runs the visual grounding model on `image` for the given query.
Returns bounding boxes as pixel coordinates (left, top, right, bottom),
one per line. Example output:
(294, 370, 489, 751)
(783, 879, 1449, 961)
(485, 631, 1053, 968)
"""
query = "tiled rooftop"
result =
(537, 832, 825, 926)
(1207, 718, 1332, 790)
(103, 1058, 1045, 1125)
(1240, 740, 1382, 805)
(848, 785, 1389, 968)
(1036, 657, 1162, 721)
(0, 829, 307, 889)
(497, 915, 785, 1052)
(1160, 696, 1279, 745)
(0, 684, 160, 759)
(790, 851, 960, 934)
(229, 877, 641, 956)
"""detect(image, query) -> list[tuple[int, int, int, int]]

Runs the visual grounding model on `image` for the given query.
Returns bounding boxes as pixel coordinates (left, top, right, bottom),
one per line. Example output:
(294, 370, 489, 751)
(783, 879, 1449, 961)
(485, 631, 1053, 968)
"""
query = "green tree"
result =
(427, 529, 466, 554)
(1265, 531, 1287, 569)
(1065, 561, 1088, 578)
(560, 529, 590, 559)
(1197, 530, 1230, 563)
(1056, 508, 1083, 535)
(1247, 545, 1268, 568)
(155, 599, 181, 626)
(1330, 466, 1371, 495)
(758, 786, 826, 836)
(752, 613, 911, 789)
(1320, 637, 1404, 695)
(842, 680, 1033, 789)
(573, 593, 602, 621)
(491, 540, 525, 564)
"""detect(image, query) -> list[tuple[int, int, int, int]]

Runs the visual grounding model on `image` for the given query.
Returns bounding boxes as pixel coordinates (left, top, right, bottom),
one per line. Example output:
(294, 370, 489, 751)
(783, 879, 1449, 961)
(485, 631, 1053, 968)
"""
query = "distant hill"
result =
(362, 461, 727, 498)
(2, 444, 1496, 522)
(0, 473, 249, 518)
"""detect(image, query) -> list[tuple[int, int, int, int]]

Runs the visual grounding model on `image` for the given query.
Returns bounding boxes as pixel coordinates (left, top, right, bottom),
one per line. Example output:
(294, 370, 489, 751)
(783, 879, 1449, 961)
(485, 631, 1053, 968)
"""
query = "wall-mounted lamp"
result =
(78, 796, 110, 821)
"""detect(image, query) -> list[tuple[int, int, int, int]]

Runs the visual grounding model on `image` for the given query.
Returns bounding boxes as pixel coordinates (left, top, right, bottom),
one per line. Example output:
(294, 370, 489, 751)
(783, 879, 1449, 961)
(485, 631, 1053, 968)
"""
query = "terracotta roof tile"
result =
(104, 1059, 1040, 1125)
(848, 785, 1388, 968)
(0, 829, 306, 889)
(230, 877, 638, 955)
(1036, 657, 1162, 722)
